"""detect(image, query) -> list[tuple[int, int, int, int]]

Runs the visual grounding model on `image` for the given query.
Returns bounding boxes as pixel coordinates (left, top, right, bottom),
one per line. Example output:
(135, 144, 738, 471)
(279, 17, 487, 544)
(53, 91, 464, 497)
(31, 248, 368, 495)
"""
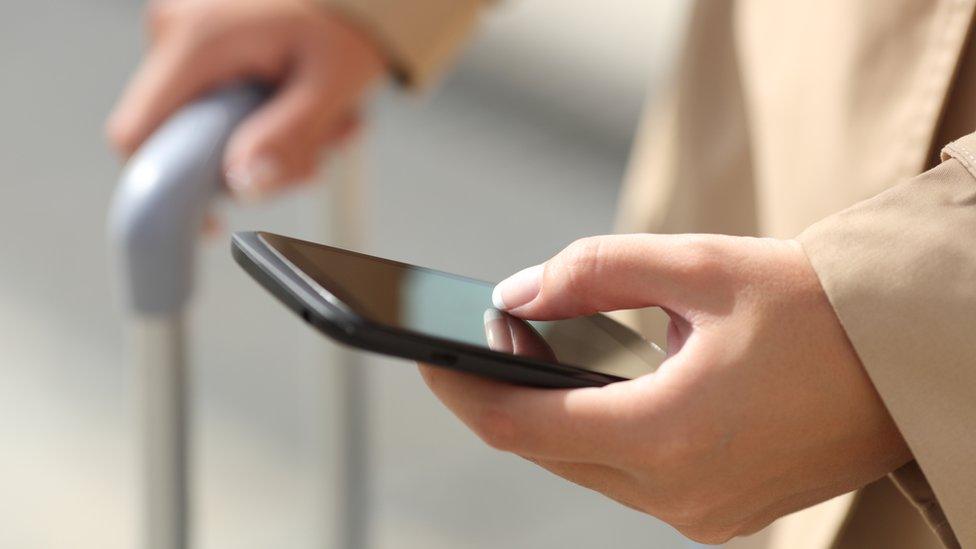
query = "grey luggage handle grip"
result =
(110, 83, 268, 315)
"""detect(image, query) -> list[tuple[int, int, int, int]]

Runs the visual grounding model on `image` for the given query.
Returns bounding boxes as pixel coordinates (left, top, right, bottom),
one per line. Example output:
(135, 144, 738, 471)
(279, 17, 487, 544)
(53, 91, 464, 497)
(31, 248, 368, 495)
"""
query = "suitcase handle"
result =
(110, 83, 268, 314)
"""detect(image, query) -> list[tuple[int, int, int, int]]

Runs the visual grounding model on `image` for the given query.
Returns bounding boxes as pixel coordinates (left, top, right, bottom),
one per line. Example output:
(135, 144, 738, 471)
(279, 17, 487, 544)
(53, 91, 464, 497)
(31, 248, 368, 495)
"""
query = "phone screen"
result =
(262, 233, 663, 380)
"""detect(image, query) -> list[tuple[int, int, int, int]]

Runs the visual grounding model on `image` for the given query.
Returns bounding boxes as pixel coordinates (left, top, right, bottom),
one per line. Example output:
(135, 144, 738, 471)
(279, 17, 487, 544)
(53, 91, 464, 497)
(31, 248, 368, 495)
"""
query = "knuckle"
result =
(673, 235, 722, 278)
(146, 2, 215, 46)
(471, 405, 519, 452)
(677, 525, 738, 546)
(556, 237, 605, 297)
(662, 490, 745, 545)
(144, 2, 186, 37)
(144, 3, 169, 34)
(104, 117, 132, 154)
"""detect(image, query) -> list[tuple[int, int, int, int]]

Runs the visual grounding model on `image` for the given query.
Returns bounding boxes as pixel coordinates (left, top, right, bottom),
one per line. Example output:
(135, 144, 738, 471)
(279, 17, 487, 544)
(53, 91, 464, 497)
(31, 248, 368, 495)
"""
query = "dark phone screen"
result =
(262, 233, 663, 380)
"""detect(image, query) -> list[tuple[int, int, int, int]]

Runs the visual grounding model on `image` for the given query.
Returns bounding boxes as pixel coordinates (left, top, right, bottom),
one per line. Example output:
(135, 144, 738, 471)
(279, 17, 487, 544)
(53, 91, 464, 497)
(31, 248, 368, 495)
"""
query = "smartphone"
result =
(231, 231, 665, 388)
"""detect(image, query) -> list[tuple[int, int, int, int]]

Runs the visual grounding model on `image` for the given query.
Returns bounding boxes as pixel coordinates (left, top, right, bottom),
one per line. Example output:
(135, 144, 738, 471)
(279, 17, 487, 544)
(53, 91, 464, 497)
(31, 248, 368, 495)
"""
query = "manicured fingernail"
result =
(225, 156, 281, 202)
(492, 264, 543, 310)
(483, 308, 514, 353)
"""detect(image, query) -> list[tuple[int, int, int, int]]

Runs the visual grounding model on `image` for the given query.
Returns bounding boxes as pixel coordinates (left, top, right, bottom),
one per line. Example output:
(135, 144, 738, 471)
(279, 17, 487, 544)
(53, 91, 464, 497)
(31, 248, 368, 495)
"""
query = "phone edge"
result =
(230, 231, 622, 388)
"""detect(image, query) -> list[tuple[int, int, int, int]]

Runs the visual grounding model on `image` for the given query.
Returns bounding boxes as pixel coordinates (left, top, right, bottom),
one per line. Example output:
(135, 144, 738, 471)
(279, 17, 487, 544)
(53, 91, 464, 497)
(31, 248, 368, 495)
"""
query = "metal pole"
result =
(331, 350, 369, 549)
(110, 84, 267, 549)
(131, 315, 188, 549)
(322, 140, 370, 549)
(113, 83, 372, 549)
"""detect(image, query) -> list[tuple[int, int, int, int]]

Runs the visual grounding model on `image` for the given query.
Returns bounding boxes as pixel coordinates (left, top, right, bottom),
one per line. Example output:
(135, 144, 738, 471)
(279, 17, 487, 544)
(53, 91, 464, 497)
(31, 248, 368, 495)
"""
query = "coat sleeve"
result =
(797, 132, 976, 549)
(319, 0, 488, 88)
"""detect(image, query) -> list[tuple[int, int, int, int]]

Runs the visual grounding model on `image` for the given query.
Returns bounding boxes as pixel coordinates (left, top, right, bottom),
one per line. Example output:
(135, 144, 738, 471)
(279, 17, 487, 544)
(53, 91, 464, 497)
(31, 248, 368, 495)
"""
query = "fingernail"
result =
(225, 156, 281, 202)
(483, 308, 513, 353)
(492, 264, 543, 310)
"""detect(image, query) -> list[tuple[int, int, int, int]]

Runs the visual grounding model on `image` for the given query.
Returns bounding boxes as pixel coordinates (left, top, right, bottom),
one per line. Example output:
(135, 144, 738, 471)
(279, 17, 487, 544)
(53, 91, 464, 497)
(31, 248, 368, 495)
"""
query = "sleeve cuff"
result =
(797, 138, 976, 548)
(320, 0, 484, 89)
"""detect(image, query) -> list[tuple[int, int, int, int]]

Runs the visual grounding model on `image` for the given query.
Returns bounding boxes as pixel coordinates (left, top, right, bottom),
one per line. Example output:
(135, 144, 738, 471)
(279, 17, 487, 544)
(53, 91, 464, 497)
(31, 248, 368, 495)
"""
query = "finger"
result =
(223, 59, 349, 200)
(418, 364, 651, 464)
(327, 113, 362, 148)
(507, 315, 558, 361)
(144, 0, 189, 41)
(492, 234, 718, 320)
(106, 35, 237, 157)
(483, 308, 558, 362)
(483, 309, 514, 353)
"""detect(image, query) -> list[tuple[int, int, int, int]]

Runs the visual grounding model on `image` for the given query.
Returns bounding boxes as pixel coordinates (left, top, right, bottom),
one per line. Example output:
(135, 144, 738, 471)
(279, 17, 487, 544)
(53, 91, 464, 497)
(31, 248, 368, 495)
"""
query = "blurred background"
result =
(0, 1, 694, 547)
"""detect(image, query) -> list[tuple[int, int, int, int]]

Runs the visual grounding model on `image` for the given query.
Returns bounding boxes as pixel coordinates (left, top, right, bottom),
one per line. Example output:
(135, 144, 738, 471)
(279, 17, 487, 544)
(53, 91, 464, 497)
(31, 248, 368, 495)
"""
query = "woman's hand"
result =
(420, 234, 911, 544)
(106, 0, 387, 200)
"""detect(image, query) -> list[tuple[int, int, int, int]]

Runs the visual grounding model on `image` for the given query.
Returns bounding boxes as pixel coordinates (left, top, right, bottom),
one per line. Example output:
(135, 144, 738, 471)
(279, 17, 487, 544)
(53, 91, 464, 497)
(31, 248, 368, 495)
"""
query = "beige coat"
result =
(324, 0, 976, 547)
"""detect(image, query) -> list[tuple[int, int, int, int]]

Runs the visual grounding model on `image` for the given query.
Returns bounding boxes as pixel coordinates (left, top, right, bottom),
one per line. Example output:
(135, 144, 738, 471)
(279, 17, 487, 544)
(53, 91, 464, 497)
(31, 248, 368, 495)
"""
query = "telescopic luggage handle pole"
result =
(110, 83, 267, 549)
(109, 83, 369, 549)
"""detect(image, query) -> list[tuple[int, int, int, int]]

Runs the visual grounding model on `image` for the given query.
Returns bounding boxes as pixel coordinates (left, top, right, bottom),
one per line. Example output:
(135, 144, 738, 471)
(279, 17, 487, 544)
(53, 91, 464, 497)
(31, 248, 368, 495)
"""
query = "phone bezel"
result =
(231, 231, 628, 388)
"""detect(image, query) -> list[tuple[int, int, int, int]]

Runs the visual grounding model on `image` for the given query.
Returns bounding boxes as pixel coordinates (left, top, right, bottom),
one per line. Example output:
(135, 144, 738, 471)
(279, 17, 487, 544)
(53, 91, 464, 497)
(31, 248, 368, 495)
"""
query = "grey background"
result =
(0, 1, 697, 547)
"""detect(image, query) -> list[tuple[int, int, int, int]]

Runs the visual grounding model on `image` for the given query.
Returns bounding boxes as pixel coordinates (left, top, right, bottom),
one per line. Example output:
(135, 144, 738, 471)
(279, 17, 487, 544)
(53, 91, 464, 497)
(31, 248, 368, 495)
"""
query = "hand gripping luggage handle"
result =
(110, 83, 268, 315)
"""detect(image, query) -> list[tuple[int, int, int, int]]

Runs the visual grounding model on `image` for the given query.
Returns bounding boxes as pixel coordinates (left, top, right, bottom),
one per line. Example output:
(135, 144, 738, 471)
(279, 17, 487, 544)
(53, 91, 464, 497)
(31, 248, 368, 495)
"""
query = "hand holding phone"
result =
(416, 233, 909, 544)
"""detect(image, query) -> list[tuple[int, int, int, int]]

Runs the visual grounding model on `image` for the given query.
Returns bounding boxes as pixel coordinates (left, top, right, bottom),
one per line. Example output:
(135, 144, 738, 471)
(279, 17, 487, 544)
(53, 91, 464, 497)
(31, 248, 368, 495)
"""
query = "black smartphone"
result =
(231, 231, 665, 388)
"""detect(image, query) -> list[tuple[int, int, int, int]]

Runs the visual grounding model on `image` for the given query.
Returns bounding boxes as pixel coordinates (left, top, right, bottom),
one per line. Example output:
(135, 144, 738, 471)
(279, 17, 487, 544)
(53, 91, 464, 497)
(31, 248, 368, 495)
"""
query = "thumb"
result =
(492, 234, 705, 321)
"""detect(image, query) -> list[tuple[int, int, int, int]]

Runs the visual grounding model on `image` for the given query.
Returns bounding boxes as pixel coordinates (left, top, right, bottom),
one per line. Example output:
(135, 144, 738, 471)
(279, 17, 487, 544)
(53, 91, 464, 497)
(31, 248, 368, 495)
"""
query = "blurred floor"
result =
(0, 1, 693, 548)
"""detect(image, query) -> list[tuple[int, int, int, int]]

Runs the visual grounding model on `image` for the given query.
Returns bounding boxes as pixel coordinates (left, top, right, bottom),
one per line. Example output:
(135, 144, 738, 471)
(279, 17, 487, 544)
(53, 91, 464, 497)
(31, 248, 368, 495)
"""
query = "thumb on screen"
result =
(491, 235, 706, 321)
